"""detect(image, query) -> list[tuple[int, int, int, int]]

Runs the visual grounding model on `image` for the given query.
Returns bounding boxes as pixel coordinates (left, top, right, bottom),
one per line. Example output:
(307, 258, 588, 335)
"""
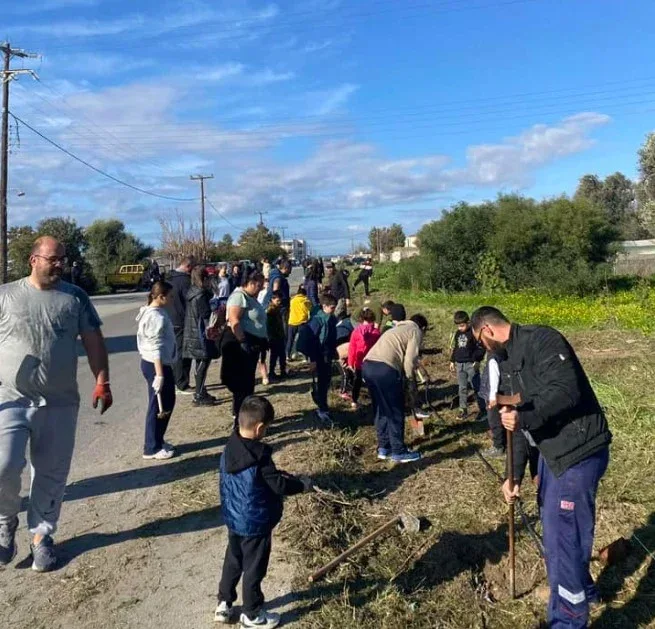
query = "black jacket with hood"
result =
(220, 431, 305, 537)
(182, 285, 213, 360)
(168, 269, 192, 328)
(506, 324, 611, 477)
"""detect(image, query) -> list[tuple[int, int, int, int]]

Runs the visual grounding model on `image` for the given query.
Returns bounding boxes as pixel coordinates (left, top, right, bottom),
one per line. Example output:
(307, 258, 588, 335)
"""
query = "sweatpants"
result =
(218, 531, 272, 619)
(0, 403, 78, 536)
(193, 358, 212, 399)
(313, 359, 332, 412)
(456, 361, 484, 413)
(362, 360, 406, 454)
(286, 325, 300, 359)
(141, 360, 176, 455)
(268, 339, 287, 376)
(173, 326, 192, 390)
(539, 447, 609, 628)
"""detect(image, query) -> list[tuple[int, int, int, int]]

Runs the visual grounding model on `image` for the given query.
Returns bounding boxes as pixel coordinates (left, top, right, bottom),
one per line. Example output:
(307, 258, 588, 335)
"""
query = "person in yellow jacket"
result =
(286, 286, 312, 360)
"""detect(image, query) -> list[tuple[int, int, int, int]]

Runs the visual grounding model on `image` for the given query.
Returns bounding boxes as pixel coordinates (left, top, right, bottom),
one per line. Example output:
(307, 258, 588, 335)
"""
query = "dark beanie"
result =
(390, 304, 406, 321)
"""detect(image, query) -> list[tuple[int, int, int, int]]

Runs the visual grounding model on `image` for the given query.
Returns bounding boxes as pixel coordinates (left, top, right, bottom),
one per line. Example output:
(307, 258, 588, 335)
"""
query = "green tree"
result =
(36, 217, 87, 263)
(575, 172, 643, 238)
(236, 225, 283, 262)
(417, 201, 494, 290)
(86, 219, 152, 287)
(636, 132, 655, 234)
(369, 224, 406, 256)
(8, 225, 36, 280)
(208, 233, 236, 261)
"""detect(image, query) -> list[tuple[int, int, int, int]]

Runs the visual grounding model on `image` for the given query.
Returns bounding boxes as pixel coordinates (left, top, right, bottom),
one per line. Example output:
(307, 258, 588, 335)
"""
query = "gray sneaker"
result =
(0, 517, 18, 566)
(481, 445, 505, 459)
(31, 535, 57, 572)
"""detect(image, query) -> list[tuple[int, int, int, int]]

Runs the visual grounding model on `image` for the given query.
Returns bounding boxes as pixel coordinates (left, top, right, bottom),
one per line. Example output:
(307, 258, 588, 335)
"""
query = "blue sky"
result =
(4, 0, 655, 254)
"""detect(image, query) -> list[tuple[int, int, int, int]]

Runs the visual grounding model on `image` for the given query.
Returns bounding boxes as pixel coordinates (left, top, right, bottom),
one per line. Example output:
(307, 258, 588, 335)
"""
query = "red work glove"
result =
(92, 382, 113, 414)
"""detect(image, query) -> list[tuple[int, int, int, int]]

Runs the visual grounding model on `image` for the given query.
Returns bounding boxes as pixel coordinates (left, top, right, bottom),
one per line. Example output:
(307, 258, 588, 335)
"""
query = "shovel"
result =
(308, 512, 421, 583)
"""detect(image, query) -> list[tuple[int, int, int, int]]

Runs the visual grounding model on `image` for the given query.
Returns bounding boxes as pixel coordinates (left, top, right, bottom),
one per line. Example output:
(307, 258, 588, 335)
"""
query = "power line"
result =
(205, 196, 241, 231)
(10, 112, 197, 202)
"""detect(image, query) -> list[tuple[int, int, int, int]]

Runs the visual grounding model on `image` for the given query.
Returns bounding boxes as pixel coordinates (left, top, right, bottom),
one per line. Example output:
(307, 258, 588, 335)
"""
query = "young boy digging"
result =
(216, 395, 312, 628)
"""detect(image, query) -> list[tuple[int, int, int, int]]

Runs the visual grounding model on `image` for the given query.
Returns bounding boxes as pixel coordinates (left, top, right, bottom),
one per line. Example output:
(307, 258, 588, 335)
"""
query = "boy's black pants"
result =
(218, 531, 272, 618)
(487, 405, 506, 450)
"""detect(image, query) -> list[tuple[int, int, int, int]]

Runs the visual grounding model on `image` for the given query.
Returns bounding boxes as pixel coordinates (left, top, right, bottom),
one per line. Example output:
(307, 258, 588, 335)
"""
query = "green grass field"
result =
(278, 285, 655, 628)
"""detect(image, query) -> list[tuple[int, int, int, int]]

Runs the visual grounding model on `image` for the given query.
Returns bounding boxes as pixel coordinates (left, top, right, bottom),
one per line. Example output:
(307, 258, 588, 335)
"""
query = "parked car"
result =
(105, 264, 146, 293)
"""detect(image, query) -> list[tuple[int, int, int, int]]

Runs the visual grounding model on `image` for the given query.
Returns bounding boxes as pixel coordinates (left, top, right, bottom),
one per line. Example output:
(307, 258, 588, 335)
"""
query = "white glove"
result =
(152, 376, 164, 394)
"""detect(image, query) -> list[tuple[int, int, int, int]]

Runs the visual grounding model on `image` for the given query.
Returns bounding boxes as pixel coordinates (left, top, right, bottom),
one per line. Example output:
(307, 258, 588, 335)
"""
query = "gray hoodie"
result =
(136, 305, 177, 365)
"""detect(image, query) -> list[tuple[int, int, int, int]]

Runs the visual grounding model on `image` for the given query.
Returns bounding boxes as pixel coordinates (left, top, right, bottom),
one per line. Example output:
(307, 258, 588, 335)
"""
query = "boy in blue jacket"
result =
(216, 396, 312, 628)
(306, 294, 337, 424)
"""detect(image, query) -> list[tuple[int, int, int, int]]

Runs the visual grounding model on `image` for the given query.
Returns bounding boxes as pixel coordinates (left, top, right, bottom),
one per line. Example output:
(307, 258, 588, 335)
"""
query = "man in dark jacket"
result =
(217, 396, 310, 627)
(167, 255, 196, 392)
(325, 262, 350, 318)
(471, 307, 611, 629)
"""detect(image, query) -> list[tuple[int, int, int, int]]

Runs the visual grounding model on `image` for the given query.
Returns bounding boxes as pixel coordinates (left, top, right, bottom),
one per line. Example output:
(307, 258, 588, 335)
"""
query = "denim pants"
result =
(286, 325, 300, 358)
(362, 360, 406, 454)
(141, 360, 176, 455)
(539, 447, 609, 628)
(268, 339, 287, 376)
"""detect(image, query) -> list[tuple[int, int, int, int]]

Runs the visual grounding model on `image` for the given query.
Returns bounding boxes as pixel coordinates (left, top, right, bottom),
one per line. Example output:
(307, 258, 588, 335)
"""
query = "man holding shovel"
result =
(470, 307, 611, 628)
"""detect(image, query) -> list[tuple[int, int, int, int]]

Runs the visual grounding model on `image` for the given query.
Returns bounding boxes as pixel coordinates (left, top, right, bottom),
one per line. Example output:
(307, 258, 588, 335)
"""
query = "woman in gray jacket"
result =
(137, 281, 177, 460)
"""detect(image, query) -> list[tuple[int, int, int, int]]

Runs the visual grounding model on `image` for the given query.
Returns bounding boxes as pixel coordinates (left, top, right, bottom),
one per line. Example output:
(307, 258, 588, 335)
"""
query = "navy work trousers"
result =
(539, 447, 609, 628)
(140, 360, 176, 455)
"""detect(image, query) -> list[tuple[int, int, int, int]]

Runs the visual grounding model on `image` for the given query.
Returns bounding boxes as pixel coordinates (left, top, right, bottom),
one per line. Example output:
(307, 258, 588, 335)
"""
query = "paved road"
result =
(0, 273, 305, 629)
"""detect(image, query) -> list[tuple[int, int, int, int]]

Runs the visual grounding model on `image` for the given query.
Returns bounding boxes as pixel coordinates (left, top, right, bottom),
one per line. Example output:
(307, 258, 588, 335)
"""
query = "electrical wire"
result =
(205, 196, 241, 231)
(10, 112, 198, 202)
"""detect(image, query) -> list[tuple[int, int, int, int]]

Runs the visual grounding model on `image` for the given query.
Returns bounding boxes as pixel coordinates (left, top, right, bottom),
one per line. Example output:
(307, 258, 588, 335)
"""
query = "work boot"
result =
(0, 516, 18, 566)
(31, 535, 57, 573)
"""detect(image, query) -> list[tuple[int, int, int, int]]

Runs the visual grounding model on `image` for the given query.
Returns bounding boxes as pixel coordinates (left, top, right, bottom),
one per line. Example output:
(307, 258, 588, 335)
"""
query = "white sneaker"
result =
(262, 378, 270, 386)
(240, 611, 280, 628)
(214, 601, 236, 623)
(163, 441, 174, 452)
(176, 387, 193, 396)
(143, 448, 174, 460)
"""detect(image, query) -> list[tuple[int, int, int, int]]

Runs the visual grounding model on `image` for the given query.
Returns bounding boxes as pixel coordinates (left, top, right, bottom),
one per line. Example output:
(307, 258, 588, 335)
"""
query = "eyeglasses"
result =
(34, 254, 68, 265)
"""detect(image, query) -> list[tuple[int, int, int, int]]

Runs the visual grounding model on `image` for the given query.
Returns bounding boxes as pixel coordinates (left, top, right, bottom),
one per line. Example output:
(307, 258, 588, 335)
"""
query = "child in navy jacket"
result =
(217, 396, 311, 628)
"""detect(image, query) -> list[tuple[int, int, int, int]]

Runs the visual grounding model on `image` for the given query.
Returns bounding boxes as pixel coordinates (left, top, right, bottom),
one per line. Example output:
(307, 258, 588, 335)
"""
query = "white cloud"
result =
(312, 83, 359, 115)
(203, 63, 246, 82)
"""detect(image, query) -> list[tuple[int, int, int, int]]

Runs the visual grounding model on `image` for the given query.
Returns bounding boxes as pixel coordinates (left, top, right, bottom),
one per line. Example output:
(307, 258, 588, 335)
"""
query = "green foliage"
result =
(575, 171, 647, 239)
(236, 224, 283, 263)
(8, 226, 36, 280)
(369, 223, 406, 256)
(207, 233, 236, 262)
(85, 219, 152, 288)
(417, 201, 493, 291)
(36, 217, 87, 263)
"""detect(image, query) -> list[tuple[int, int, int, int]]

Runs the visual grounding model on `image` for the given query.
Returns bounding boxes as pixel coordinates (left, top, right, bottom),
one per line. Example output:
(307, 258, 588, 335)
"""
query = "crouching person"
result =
(216, 396, 312, 628)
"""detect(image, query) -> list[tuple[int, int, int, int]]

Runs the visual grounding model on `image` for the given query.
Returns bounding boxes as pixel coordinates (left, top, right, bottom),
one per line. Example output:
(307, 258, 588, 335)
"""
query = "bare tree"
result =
(159, 209, 214, 263)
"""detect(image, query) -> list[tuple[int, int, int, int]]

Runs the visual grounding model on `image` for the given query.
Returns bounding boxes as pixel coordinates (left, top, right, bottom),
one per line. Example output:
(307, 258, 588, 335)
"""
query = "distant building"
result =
(614, 239, 655, 275)
(389, 234, 420, 263)
(281, 238, 307, 261)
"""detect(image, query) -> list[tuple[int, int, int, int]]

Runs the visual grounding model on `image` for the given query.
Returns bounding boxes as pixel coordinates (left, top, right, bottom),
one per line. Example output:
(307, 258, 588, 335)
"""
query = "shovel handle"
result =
(506, 429, 516, 599)
(309, 515, 401, 583)
(157, 393, 164, 415)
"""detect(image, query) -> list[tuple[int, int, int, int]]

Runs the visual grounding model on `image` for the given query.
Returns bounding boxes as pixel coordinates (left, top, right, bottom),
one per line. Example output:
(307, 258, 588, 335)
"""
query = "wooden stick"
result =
(506, 428, 516, 599)
(308, 515, 401, 582)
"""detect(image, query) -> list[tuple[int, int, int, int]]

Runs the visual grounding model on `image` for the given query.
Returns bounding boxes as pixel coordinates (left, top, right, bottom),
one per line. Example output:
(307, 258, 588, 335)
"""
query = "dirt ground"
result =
(1, 297, 653, 629)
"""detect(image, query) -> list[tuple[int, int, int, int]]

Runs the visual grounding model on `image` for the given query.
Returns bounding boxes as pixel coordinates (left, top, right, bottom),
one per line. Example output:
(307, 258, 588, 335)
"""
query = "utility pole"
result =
(1, 42, 38, 284)
(255, 211, 268, 226)
(190, 174, 213, 261)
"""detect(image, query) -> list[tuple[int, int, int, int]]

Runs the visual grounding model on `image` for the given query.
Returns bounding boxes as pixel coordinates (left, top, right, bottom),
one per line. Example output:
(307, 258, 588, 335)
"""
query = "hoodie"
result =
(136, 305, 177, 365)
(306, 309, 337, 363)
(348, 322, 381, 370)
(219, 431, 305, 537)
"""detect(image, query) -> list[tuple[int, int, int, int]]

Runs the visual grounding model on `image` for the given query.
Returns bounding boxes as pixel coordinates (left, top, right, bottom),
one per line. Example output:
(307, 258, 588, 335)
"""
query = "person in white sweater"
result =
(137, 281, 177, 460)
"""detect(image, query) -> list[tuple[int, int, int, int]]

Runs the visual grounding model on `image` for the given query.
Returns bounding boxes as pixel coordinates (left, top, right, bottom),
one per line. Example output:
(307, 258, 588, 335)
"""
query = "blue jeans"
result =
(539, 447, 609, 628)
(362, 361, 406, 454)
(141, 360, 176, 455)
(286, 325, 300, 358)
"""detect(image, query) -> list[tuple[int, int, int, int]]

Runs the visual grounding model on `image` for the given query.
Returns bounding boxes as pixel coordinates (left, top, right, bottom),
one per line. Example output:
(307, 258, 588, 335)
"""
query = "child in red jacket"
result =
(347, 309, 381, 409)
